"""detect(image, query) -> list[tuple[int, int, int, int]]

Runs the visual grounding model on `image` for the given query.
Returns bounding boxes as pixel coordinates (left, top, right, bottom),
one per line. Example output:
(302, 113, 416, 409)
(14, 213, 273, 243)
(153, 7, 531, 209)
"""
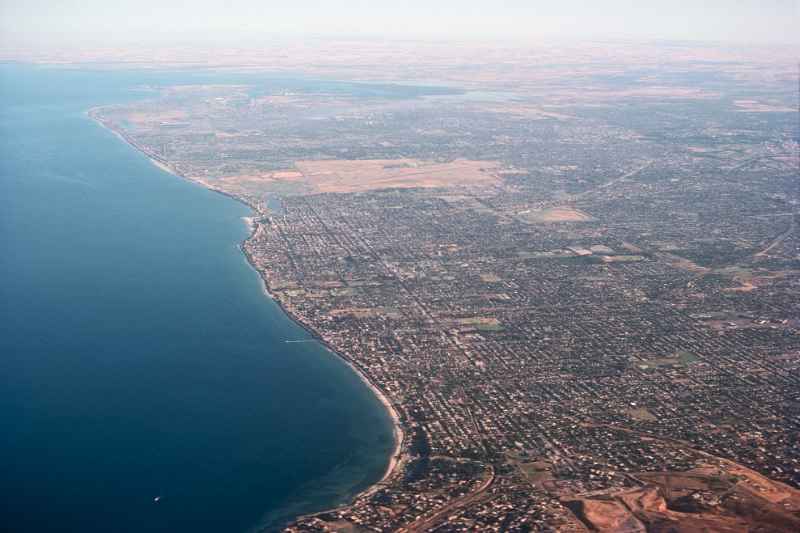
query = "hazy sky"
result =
(1, 0, 798, 48)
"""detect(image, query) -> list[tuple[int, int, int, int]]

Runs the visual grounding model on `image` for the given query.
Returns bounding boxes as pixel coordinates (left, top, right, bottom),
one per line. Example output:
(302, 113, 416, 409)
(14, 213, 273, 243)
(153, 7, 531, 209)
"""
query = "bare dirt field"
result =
(518, 207, 592, 223)
(292, 158, 502, 193)
(566, 463, 800, 533)
(734, 100, 796, 113)
(210, 159, 503, 196)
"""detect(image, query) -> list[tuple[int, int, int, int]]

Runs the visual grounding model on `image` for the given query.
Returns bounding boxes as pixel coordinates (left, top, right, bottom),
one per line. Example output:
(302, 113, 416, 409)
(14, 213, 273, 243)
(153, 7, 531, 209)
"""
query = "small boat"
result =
(153, 496, 161, 503)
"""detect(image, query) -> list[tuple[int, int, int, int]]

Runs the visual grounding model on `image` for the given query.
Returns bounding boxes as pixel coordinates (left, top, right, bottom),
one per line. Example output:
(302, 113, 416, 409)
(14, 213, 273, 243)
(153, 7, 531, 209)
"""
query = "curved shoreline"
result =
(240, 225, 406, 498)
(87, 107, 406, 525)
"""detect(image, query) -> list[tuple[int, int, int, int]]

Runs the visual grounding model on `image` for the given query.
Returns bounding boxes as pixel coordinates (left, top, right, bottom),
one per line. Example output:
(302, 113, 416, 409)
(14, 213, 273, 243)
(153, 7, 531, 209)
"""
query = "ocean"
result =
(0, 64, 408, 532)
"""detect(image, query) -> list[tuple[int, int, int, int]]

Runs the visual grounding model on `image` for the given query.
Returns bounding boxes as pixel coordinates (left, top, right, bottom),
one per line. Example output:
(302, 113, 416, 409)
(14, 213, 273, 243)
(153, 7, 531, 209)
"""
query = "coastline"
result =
(87, 107, 406, 522)
(239, 223, 406, 498)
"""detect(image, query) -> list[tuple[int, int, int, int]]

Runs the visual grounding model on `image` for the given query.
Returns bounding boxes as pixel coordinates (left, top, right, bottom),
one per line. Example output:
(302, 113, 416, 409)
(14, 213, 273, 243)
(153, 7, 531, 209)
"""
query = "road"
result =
(400, 465, 495, 533)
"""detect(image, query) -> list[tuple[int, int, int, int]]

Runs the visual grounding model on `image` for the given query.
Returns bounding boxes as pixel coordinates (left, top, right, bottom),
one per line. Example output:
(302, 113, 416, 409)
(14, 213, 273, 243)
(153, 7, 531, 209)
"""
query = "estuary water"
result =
(0, 65, 416, 532)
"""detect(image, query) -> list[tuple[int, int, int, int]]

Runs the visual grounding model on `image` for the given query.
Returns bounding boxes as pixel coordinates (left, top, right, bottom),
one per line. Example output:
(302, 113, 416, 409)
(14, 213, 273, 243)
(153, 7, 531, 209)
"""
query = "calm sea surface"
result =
(0, 65, 433, 532)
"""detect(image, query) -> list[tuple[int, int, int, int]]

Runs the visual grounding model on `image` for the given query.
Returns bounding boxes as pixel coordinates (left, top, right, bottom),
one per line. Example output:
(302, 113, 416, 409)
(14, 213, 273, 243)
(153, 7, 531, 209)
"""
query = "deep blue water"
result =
(0, 65, 399, 532)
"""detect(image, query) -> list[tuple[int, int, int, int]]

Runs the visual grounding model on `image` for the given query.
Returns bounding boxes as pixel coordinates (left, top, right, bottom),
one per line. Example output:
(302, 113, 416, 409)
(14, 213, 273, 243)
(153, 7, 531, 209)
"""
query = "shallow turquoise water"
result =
(0, 65, 403, 532)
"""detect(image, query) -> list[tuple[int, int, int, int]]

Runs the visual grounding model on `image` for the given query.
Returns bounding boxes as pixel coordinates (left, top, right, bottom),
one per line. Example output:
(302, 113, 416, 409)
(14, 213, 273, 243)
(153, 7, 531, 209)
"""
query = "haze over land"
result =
(2, 1, 799, 532)
(1, 0, 799, 47)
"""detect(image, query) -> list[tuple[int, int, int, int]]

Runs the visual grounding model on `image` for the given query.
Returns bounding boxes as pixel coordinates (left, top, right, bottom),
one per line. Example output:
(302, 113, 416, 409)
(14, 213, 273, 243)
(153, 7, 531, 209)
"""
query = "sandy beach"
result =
(333, 351, 405, 489)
